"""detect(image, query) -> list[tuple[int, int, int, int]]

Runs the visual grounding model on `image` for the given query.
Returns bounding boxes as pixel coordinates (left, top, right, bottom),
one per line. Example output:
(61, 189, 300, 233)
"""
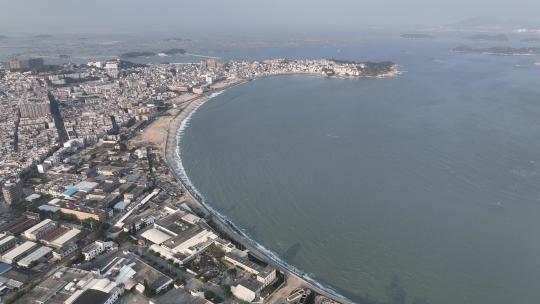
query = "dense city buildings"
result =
(7, 58, 44, 72)
(0, 55, 394, 304)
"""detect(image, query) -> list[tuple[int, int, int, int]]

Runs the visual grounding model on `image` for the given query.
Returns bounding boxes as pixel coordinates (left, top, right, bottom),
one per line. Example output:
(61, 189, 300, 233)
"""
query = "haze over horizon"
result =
(1, 0, 540, 35)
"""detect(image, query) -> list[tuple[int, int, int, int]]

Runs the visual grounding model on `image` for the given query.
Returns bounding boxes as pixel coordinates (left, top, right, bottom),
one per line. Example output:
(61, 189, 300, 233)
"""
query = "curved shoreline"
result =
(161, 73, 396, 303)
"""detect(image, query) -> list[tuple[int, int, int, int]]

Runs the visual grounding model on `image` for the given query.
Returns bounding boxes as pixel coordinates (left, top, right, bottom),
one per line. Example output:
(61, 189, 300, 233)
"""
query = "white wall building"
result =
(82, 241, 114, 261)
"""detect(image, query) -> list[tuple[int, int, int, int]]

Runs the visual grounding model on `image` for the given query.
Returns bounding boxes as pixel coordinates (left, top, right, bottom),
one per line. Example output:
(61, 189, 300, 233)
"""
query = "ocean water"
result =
(4, 31, 540, 304)
(180, 41, 540, 304)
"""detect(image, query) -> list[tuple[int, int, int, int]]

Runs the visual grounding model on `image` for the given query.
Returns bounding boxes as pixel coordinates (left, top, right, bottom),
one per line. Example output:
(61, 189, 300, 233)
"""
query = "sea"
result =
(178, 37, 540, 304)
(3, 30, 540, 304)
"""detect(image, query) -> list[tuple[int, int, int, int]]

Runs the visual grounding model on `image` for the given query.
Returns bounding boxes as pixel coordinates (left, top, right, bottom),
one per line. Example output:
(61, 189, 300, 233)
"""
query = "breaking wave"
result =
(168, 89, 353, 303)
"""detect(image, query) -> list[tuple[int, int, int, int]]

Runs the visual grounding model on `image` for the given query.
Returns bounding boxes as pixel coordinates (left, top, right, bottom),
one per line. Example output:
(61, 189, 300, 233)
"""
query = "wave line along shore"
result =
(160, 72, 397, 303)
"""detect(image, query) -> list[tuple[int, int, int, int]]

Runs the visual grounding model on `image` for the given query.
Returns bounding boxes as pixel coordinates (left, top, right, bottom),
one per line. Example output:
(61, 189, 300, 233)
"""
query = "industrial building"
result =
(142, 211, 218, 264)
(17, 246, 52, 268)
(23, 219, 57, 241)
(0, 235, 17, 254)
(41, 227, 81, 249)
(0, 213, 40, 235)
(1, 241, 37, 264)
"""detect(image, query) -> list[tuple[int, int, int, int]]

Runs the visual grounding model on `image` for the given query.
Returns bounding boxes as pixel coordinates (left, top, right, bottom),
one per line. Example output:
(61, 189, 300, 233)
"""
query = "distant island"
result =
(0, 35, 7, 39)
(521, 37, 540, 42)
(164, 37, 191, 42)
(33, 34, 53, 38)
(465, 34, 509, 41)
(400, 34, 435, 39)
(453, 45, 540, 55)
(162, 48, 187, 55)
(120, 48, 188, 58)
(119, 51, 156, 58)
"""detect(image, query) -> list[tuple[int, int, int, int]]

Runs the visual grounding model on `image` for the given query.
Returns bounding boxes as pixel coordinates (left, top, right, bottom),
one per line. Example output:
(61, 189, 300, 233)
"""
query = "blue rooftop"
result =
(62, 187, 78, 197)
(0, 262, 12, 274)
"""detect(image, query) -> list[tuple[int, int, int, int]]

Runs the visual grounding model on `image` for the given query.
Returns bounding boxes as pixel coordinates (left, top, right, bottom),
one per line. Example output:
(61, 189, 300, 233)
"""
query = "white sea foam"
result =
(170, 89, 353, 303)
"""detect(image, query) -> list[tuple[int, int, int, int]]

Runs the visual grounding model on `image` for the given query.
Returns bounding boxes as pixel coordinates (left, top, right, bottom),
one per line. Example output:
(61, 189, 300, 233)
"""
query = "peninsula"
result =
(464, 33, 509, 41)
(400, 33, 435, 39)
(453, 45, 540, 55)
(521, 37, 540, 42)
(119, 51, 157, 58)
(0, 56, 397, 304)
(162, 48, 187, 55)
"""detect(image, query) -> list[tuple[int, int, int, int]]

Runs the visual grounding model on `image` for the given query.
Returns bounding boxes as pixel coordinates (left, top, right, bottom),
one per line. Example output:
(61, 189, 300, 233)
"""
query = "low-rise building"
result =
(42, 227, 81, 249)
(0, 235, 17, 254)
(65, 277, 124, 304)
(1, 241, 37, 264)
(23, 219, 57, 241)
(0, 213, 40, 235)
(82, 241, 114, 261)
(233, 278, 263, 303)
(224, 252, 263, 275)
(17, 246, 52, 268)
(52, 242, 78, 260)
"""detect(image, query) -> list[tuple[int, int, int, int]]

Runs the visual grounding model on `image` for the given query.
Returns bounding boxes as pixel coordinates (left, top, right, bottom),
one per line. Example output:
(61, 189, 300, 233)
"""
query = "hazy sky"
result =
(1, 0, 539, 34)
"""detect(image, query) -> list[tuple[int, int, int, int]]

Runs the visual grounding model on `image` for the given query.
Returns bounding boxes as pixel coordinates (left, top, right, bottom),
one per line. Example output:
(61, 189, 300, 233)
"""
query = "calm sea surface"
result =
(4, 33, 540, 304)
(180, 41, 540, 304)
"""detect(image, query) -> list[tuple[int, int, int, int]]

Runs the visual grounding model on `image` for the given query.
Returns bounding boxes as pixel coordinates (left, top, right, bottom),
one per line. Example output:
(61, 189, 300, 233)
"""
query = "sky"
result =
(1, 0, 539, 34)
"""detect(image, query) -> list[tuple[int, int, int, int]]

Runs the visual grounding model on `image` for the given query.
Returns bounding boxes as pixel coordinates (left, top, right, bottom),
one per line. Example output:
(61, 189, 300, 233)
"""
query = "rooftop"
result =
(237, 277, 263, 293)
(72, 289, 110, 304)
(17, 246, 52, 267)
(2, 241, 37, 262)
(141, 228, 172, 245)
(155, 211, 192, 235)
(130, 255, 173, 291)
(24, 219, 54, 236)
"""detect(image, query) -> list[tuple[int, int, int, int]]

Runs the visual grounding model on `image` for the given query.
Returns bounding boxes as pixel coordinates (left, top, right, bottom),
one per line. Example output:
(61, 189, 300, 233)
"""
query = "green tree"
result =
(220, 285, 232, 297)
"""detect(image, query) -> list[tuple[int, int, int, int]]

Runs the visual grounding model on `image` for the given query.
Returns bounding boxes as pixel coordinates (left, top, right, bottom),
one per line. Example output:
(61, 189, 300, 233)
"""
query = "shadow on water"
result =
(243, 223, 259, 239)
(220, 202, 238, 213)
(282, 242, 302, 262)
(338, 276, 431, 304)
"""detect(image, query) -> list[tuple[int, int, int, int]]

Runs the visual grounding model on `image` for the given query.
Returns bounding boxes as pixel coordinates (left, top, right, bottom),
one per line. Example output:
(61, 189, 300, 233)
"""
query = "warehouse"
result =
(17, 246, 52, 268)
(1, 241, 37, 264)
(47, 228, 81, 249)
(23, 219, 57, 241)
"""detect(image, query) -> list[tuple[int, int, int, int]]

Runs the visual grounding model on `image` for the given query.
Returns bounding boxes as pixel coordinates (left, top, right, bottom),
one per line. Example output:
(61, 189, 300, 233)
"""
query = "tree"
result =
(143, 280, 157, 298)
(220, 285, 232, 297)
(204, 290, 216, 299)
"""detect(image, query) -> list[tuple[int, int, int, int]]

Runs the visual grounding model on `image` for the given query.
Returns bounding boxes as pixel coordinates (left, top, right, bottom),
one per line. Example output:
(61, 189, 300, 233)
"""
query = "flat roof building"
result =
(224, 252, 263, 275)
(233, 278, 263, 303)
(141, 228, 172, 245)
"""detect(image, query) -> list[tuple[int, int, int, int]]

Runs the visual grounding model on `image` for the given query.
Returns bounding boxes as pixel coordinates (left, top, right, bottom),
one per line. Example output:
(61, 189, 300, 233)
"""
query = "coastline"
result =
(158, 72, 398, 303)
